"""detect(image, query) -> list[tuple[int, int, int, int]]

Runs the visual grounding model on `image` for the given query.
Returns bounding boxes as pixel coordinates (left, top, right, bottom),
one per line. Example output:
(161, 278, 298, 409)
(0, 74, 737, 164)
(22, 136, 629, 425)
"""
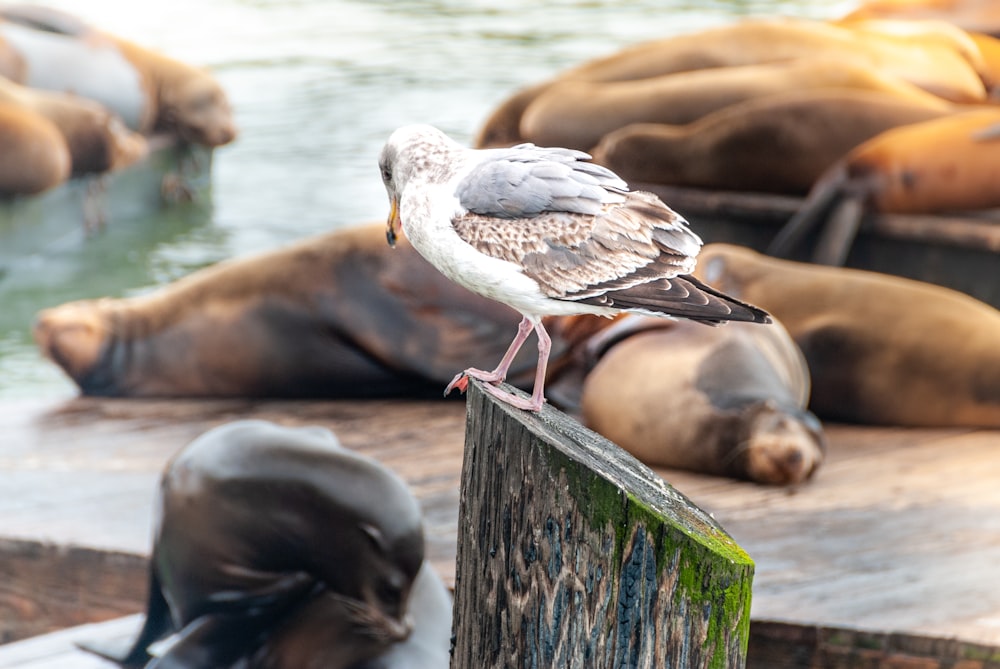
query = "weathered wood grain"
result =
(451, 380, 753, 669)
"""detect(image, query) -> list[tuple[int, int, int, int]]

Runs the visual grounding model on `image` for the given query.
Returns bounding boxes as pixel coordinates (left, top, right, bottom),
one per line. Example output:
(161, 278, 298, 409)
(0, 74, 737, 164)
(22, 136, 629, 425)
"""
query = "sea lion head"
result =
(159, 67, 238, 147)
(729, 399, 826, 485)
(339, 516, 423, 645)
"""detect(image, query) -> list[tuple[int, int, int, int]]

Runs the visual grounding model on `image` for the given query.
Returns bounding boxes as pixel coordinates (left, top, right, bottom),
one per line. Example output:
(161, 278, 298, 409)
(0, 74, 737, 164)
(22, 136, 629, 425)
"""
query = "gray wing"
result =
(454, 144, 628, 218)
(453, 190, 701, 296)
(451, 188, 770, 324)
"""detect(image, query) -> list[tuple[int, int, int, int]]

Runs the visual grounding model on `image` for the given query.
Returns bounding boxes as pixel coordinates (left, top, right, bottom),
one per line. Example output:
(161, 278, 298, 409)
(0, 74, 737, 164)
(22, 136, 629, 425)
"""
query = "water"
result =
(0, 0, 853, 399)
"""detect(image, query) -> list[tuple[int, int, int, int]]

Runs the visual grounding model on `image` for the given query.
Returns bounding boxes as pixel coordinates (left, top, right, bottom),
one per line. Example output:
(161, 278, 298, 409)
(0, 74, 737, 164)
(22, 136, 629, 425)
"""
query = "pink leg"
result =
(444, 316, 534, 394)
(445, 317, 551, 413)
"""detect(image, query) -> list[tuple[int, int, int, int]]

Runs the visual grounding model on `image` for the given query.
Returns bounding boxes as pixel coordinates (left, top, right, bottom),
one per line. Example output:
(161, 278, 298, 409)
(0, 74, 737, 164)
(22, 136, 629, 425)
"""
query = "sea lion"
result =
(581, 316, 824, 485)
(589, 89, 950, 195)
(833, 16, 995, 89)
(842, 0, 1000, 38)
(245, 562, 452, 669)
(475, 16, 985, 147)
(0, 75, 146, 175)
(33, 222, 539, 399)
(769, 108, 1000, 264)
(80, 420, 435, 669)
(0, 100, 70, 196)
(0, 7, 237, 147)
(519, 59, 949, 151)
(694, 244, 1000, 427)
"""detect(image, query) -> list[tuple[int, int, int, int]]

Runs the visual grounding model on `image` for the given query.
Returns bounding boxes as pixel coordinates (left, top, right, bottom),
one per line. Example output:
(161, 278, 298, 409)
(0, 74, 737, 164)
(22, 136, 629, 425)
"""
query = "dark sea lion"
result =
(589, 89, 950, 195)
(695, 244, 1000, 427)
(80, 420, 433, 669)
(581, 316, 824, 485)
(520, 59, 949, 151)
(33, 222, 538, 399)
(0, 7, 237, 146)
(0, 75, 146, 175)
(770, 108, 1000, 264)
(245, 562, 451, 669)
(0, 100, 70, 195)
(474, 15, 986, 147)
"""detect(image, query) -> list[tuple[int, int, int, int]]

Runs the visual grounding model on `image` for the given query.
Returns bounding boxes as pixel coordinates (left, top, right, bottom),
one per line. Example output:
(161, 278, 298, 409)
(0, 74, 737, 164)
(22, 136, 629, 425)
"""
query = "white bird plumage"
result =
(379, 124, 769, 411)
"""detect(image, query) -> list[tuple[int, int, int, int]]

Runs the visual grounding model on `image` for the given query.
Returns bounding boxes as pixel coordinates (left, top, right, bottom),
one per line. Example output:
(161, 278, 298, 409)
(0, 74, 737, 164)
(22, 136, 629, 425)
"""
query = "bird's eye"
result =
(380, 165, 392, 183)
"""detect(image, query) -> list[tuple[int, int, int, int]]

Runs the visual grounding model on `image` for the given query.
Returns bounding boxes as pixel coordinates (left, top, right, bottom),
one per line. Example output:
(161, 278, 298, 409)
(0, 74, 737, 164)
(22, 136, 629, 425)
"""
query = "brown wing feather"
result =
(451, 190, 698, 297)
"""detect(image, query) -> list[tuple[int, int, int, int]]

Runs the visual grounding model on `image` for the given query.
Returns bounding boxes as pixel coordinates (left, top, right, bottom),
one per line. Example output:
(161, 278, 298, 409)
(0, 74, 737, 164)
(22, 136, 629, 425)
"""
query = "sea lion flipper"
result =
(768, 164, 850, 258)
(209, 568, 317, 610)
(77, 570, 173, 667)
(148, 573, 317, 669)
(146, 615, 261, 669)
(811, 194, 866, 266)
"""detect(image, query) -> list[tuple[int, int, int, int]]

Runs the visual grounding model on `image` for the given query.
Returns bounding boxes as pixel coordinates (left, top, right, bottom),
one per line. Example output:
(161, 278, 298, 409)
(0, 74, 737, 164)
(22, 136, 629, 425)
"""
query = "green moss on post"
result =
(451, 380, 754, 669)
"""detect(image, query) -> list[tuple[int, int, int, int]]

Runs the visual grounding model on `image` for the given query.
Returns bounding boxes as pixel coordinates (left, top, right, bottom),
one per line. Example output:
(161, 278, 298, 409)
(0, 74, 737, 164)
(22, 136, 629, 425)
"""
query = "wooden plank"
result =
(0, 616, 141, 669)
(2, 397, 1000, 664)
(748, 620, 1000, 669)
(0, 397, 466, 643)
(658, 425, 1000, 645)
(451, 380, 752, 669)
(0, 540, 146, 644)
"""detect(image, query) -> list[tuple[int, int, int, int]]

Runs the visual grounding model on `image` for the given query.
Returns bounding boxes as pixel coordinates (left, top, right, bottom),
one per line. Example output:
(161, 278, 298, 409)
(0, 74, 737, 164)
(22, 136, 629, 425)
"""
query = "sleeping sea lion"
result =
(0, 6, 236, 146)
(475, 15, 985, 147)
(0, 75, 146, 175)
(695, 244, 1000, 427)
(769, 108, 1000, 264)
(519, 59, 948, 151)
(80, 420, 438, 669)
(589, 89, 950, 195)
(0, 100, 70, 195)
(842, 0, 1000, 38)
(32, 222, 538, 399)
(581, 317, 824, 485)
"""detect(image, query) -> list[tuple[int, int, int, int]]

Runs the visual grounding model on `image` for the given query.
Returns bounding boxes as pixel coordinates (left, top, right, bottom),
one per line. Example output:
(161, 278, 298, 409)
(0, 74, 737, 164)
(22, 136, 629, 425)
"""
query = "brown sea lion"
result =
(769, 108, 1000, 264)
(694, 244, 1000, 427)
(475, 16, 985, 147)
(0, 6, 237, 147)
(0, 100, 70, 196)
(80, 420, 440, 669)
(0, 75, 146, 175)
(843, 0, 1000, 38)
(561, 17, 987, 101)
(33, 222, 539, 399)
(581, 316, 824, 485)
(833, 16, 994, 88)
(520, 59, 949, 151)
(589, 89, 950, 195)
(107, 34, 237, 147)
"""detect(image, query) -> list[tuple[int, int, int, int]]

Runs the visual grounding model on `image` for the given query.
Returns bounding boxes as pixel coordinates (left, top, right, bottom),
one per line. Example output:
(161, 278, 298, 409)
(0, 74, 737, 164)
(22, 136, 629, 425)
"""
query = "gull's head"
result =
(378, 124, 459, 247)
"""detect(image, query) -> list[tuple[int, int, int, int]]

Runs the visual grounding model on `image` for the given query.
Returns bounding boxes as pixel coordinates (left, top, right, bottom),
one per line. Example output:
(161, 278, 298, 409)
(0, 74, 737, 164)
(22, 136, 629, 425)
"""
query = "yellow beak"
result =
(386, 198, 401, 247)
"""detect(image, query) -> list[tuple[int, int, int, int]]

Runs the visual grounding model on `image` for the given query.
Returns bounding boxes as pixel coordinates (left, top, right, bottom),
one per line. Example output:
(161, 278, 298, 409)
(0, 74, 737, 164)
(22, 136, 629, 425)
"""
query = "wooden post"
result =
(451, 380, 754, 669)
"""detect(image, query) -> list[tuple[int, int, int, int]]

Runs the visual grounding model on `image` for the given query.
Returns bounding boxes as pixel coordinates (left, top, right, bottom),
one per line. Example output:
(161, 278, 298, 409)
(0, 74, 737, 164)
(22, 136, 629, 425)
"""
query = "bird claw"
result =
(444, 373, 469, 396)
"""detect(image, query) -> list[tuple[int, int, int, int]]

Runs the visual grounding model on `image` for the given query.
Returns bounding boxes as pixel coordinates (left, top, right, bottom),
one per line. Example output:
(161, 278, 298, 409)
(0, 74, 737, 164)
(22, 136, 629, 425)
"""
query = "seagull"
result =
(378, 124, 770, 412)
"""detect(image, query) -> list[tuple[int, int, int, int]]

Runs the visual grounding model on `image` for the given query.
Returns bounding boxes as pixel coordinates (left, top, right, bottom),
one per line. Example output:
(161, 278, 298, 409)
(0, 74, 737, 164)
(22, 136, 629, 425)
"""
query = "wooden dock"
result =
(1, 397, 999, 666)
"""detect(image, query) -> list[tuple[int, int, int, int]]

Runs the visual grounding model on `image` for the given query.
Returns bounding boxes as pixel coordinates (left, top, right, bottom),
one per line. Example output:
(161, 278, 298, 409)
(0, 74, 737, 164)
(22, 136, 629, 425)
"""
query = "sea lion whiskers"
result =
(323, 590, 413, 643)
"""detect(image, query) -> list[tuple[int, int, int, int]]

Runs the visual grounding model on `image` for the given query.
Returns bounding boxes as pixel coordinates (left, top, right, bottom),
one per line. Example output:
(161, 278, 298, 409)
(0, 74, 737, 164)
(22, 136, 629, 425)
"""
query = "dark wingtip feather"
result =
(684, 274, 772, 325)
(572, 274, 771, 325)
